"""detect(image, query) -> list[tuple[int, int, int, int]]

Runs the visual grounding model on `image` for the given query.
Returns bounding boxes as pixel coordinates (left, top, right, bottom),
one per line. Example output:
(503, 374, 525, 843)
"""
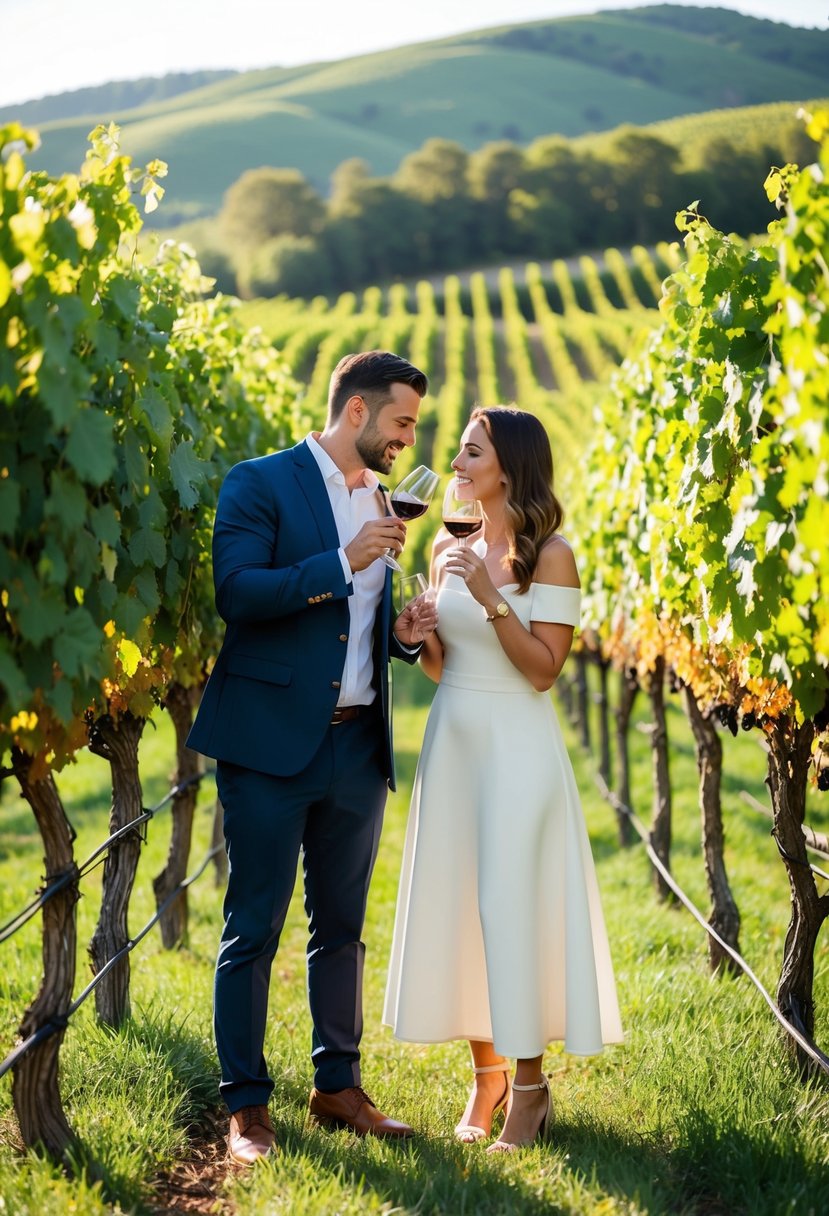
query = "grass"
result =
(1, 661, 829, 1213)
(17, 10, 828, 221)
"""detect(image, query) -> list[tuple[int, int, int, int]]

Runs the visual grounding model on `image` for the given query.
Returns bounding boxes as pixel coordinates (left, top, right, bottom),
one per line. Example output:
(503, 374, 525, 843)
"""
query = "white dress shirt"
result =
(305, 433, 387, 707)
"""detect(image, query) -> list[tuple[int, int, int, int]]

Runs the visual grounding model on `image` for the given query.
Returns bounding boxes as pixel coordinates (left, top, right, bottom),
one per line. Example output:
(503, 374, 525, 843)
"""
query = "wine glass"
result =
(381, 465, 440, 571)
(397, 572, 434, 643)
(442, 479, 482, 547)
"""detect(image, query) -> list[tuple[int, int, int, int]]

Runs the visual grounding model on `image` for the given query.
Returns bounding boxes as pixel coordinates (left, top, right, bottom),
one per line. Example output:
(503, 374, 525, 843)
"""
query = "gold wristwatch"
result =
(485, 600, 510, 622)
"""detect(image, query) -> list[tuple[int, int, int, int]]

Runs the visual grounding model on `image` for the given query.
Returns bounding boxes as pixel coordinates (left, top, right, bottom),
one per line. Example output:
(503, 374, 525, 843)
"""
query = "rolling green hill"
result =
(0, 69, 237, 127)
(14, 5, 828, 223)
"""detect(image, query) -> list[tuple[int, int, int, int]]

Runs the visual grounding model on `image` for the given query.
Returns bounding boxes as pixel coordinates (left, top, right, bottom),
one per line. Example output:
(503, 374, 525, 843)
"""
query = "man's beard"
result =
(356, 423, 401, 475)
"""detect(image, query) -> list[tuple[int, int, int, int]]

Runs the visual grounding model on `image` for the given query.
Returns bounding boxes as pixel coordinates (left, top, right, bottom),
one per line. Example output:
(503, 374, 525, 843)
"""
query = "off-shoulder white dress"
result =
(383, 565, 623, 1058)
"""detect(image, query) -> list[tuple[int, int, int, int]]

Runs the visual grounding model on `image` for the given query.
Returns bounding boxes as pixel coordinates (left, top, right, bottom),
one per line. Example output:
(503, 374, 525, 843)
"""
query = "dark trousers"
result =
(214, 710, 387, 1112)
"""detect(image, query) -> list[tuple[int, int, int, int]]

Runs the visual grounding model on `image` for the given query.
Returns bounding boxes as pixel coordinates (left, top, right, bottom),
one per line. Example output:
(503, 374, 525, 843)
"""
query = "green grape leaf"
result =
(90, 502, 121, 547)
(134, 566, 161, 614)
(46, 471, 88, 534)
(10, 578, 65, 646)
(64, 408, 116, 486)
(46, 674, 75, 726)
(129, 527, 166, 568)
(122, 427, 150, 493)
(138, 386, 174, 451)
(53, 606, 101, 679)
(0, 479, 21, 535)
(0, 643, 31, 709)
(113, 592, 146, 636)
(170, 439, 209, 508)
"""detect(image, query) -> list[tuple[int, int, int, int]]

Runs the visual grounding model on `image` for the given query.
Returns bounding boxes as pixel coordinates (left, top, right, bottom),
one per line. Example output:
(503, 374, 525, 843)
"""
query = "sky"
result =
(2, 0, 827, 109)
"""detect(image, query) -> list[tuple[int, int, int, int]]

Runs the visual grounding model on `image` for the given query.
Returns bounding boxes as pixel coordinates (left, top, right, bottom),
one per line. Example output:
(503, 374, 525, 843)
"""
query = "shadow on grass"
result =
(240, 1075, 748, 1216)
(242, 1082, 814, 1216)
(59, 1009, 222, 1213)
(61, 1014, 828, 1215)
(556, 1106, 829, 1216)
(263, 1100, 577, 1216)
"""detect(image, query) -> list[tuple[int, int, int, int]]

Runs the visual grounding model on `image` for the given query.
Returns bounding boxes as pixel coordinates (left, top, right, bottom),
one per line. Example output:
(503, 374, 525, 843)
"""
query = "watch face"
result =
(497, 601, 509, 617)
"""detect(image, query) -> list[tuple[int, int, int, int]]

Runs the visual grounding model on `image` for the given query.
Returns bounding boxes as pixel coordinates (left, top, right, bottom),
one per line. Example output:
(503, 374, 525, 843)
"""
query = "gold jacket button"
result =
(339, 634, 348, 642)
(331, 680, 341, 689)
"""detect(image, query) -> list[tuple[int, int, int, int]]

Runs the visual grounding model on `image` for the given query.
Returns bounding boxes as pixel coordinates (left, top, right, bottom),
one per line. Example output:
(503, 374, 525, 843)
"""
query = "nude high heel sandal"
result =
(486, 1076, 552, 1153)
(454, 1063, 512, 1144)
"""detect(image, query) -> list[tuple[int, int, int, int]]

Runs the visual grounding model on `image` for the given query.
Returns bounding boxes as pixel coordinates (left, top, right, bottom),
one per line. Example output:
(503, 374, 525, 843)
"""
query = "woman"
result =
(384, 406, 623, 1152)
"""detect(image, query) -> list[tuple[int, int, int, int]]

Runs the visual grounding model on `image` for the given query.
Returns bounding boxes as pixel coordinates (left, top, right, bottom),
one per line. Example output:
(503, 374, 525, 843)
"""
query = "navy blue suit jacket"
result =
(187, 440, 417, 790)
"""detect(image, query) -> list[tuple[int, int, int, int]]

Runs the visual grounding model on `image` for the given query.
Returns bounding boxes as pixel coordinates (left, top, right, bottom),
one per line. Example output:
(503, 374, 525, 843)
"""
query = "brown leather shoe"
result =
(227, 1104, 276, 1164)
(308, 1086, 413, 1138)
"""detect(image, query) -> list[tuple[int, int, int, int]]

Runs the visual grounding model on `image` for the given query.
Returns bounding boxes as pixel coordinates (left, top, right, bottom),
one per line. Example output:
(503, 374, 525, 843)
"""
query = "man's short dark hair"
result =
(327, 350, 428, 420)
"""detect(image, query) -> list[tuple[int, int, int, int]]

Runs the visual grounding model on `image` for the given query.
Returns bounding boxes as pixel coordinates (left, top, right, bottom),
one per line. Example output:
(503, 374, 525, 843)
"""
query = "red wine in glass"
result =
(381, 465, 440, 570)
(443, 517, 481, 539)
(391, 492, 430, 522)
(442, 480, 483, 548)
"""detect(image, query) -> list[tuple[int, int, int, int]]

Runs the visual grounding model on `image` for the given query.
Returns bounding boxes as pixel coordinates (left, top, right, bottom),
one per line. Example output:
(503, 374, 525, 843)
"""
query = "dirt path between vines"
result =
(149, 1110, 235, 1215)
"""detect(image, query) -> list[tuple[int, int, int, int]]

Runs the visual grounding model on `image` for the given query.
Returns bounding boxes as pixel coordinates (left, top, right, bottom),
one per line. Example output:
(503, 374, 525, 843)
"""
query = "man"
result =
(187, 350, 432, 1164)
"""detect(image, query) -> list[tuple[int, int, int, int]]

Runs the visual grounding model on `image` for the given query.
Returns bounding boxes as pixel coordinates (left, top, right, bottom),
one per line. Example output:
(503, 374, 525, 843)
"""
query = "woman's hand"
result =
(443, 546, 499, 609)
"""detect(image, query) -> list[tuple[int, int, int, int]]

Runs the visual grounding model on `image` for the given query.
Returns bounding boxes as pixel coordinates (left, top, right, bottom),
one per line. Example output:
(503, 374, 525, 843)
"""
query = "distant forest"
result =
(175, 117, 818, 299)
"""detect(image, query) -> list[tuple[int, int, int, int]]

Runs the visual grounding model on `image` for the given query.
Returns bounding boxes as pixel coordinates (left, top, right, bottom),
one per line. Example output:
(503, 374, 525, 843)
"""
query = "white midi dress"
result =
(383, 567, 623, 1058)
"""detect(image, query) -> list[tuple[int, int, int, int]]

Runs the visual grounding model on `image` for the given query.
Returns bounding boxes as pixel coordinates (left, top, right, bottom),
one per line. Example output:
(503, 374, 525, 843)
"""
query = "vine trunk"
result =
(153, 684, 201, 948)
(614, 669, 637, 847)
(11, 749, 80, 1162)
(767, 716, 829, 1076)
(647, 656, 672, 901)
(683, 687, 741, 974)
(88, 711, 145, 1027)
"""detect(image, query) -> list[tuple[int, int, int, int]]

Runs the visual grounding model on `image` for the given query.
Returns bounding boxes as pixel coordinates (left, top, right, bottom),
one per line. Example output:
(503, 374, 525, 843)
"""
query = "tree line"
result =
(187, 118, 815, 299)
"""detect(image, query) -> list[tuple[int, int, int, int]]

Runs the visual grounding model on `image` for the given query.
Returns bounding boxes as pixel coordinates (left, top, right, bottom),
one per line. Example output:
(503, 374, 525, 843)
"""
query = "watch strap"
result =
(485, 600, 510, 622)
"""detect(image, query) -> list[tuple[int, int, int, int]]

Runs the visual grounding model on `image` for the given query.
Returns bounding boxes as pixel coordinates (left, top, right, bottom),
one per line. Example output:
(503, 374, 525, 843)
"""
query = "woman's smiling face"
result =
(451, 419, 506, 505)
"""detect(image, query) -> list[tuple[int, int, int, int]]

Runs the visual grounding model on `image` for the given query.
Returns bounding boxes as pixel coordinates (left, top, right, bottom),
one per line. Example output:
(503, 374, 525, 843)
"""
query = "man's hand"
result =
(345, 518, 407, 572)
(393, 592, 438, 646)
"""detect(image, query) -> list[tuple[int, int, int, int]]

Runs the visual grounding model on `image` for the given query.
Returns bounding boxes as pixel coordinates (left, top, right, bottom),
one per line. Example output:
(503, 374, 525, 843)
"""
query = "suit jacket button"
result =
(331, 680, 341, 689)
(326, 591, 333, 598)
(307, 597, 314, 604)
(339, 634, 348, 642)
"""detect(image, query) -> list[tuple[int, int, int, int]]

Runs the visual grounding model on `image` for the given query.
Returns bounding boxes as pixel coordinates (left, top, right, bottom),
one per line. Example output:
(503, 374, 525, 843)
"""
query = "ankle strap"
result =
(512, 1080, 547, 1091)
(473, 1063, 510, 1074)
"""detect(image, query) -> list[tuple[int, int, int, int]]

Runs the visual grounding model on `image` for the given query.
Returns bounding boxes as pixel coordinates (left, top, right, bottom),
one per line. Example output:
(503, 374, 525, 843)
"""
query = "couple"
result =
(187, 350, 622, 1165)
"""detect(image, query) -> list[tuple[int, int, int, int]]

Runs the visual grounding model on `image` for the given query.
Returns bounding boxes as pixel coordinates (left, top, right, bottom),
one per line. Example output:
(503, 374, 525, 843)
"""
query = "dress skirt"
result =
(383, 577, 623, 1058)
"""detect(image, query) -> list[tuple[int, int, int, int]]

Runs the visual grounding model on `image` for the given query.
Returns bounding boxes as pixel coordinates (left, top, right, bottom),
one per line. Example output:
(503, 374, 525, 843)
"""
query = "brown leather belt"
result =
(330, 705, 364, 724)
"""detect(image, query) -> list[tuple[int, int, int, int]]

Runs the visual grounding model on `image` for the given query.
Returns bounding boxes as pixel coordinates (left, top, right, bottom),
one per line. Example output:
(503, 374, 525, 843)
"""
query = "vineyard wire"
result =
(0, 770, 215, 945)
(591, 768, 829, 1076)
(0, 829, 222, 1082)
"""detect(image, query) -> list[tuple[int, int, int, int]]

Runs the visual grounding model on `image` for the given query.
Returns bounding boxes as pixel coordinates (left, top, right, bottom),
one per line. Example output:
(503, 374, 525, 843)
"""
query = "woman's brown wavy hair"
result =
(470, 406, 564, 594)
